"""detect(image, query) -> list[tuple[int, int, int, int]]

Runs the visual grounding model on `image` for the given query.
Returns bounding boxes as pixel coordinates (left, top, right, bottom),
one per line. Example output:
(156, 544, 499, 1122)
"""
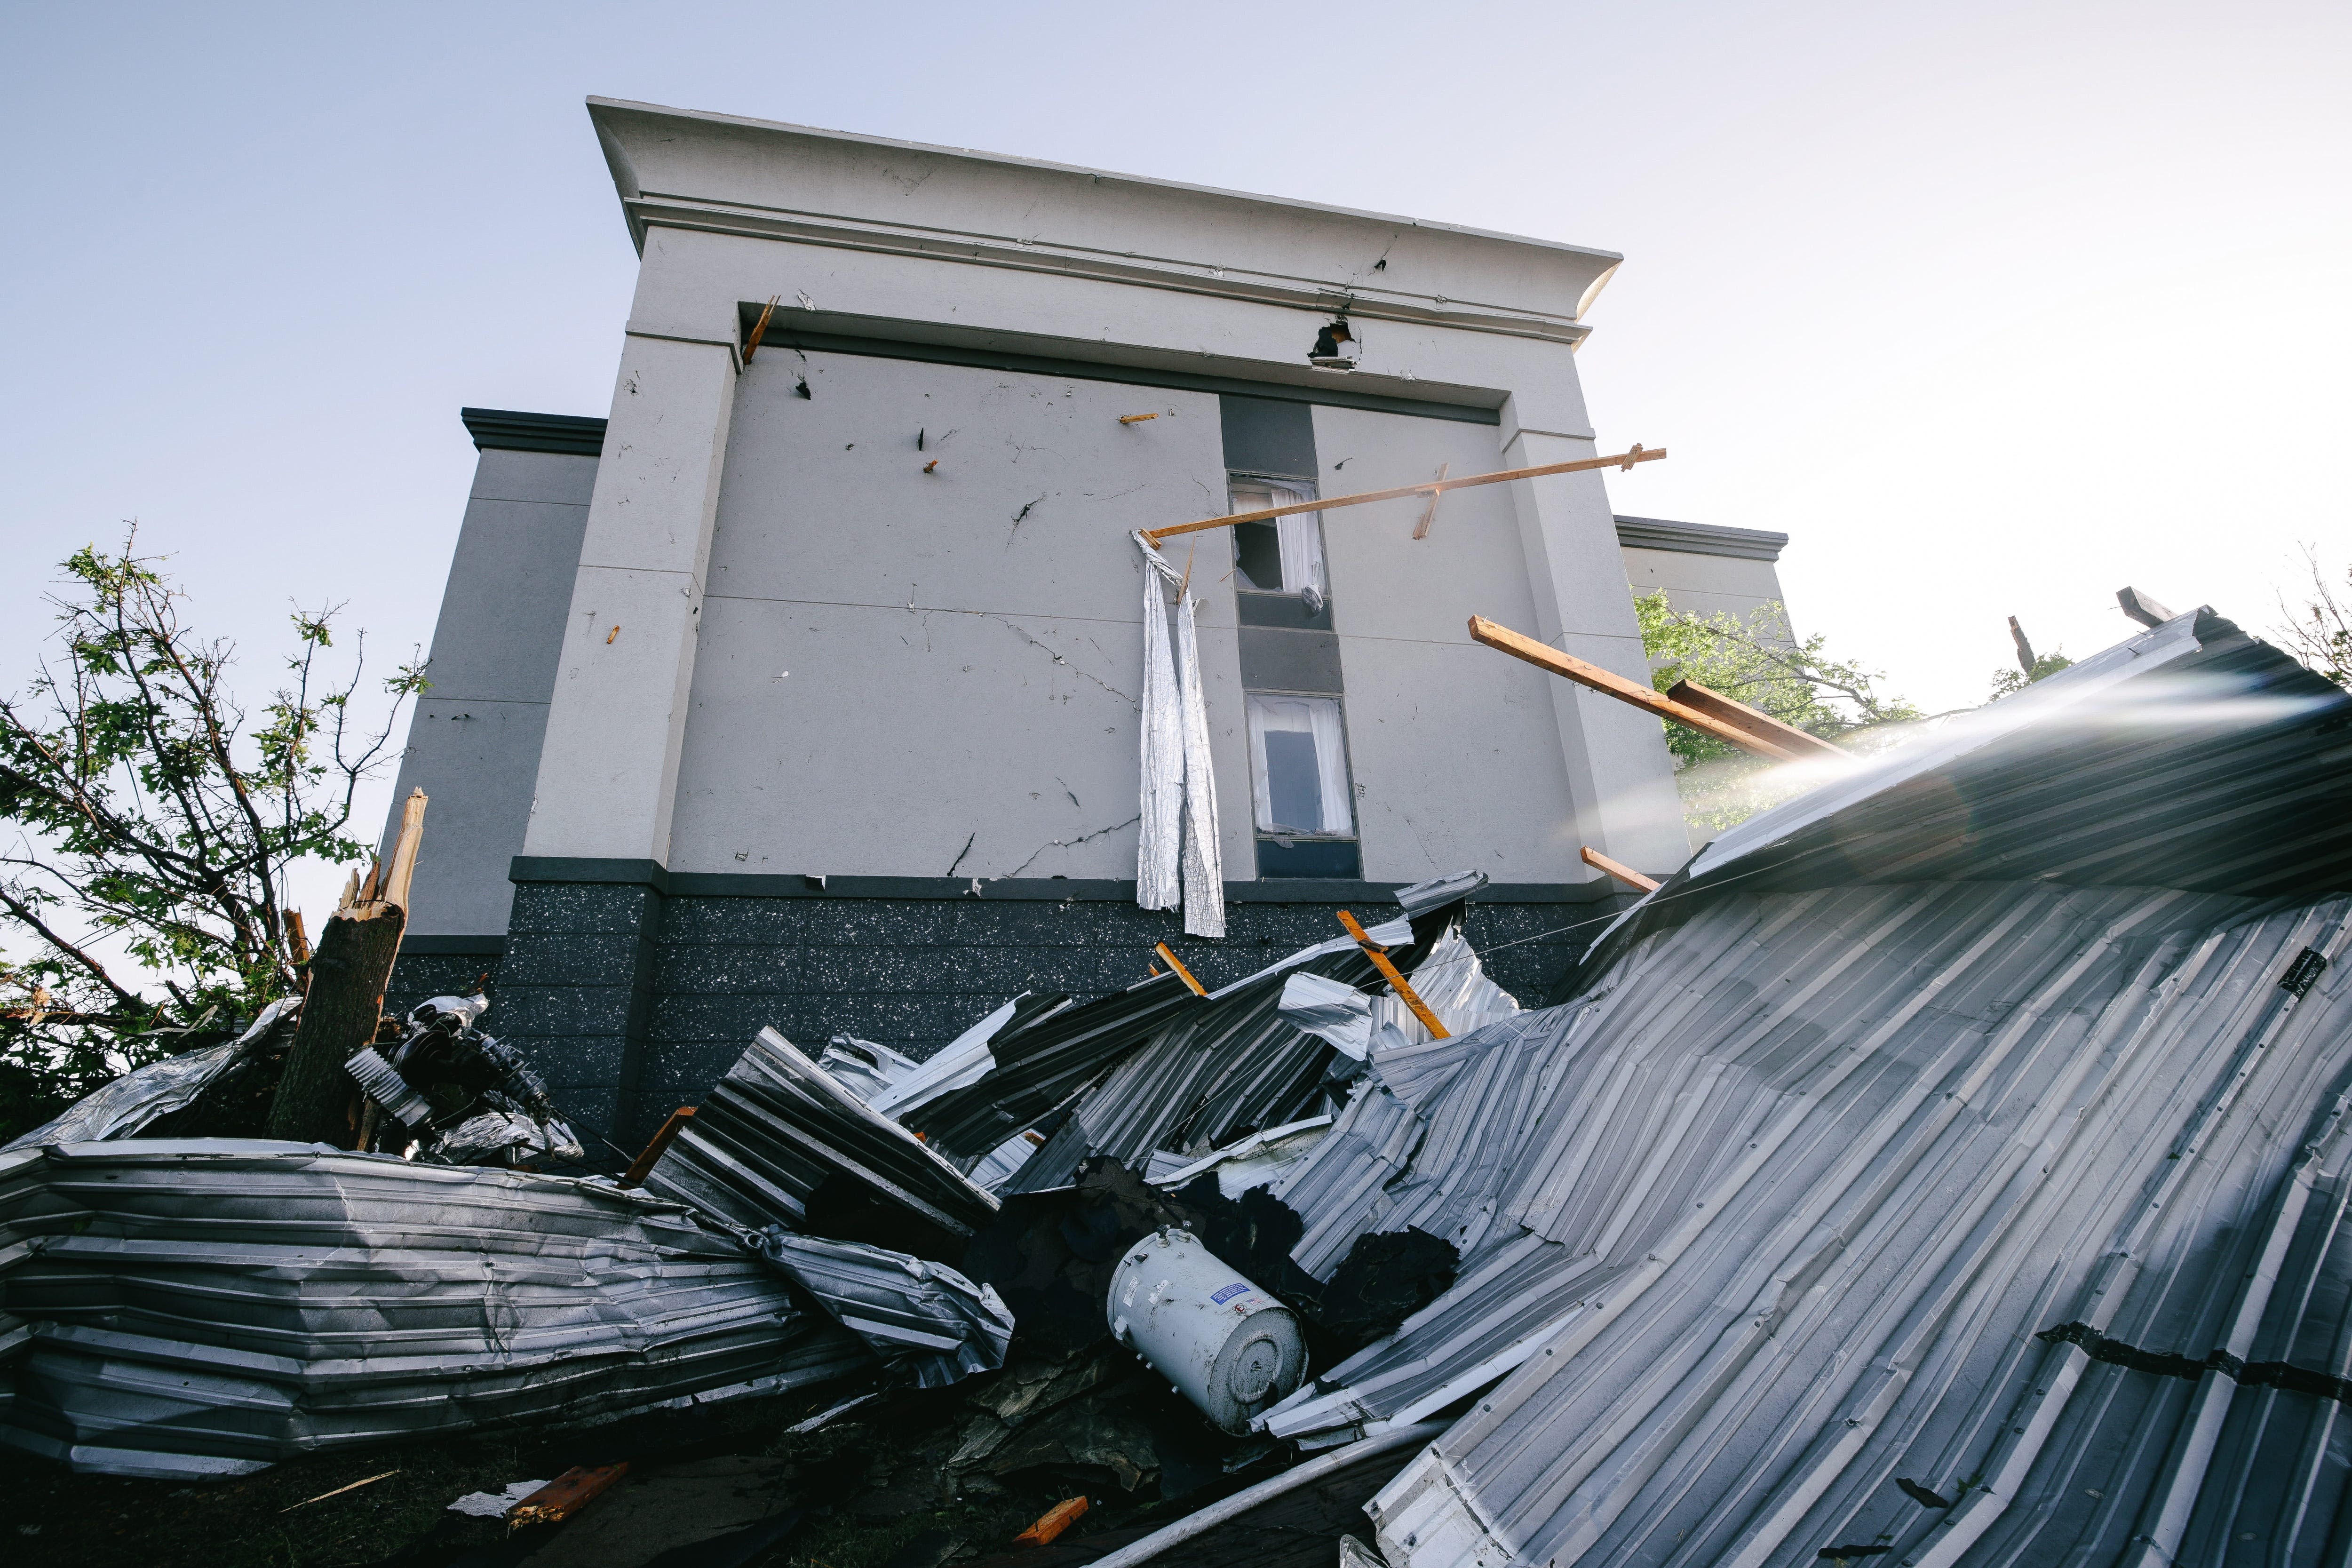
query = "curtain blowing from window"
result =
(1247, 694, 1353, 836)
(1228, 481, 1326, 603)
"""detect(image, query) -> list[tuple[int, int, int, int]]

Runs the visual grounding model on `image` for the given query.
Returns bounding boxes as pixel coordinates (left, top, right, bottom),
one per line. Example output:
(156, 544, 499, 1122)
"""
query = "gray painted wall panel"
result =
(1620, 543, 1789, 624)
(1308, 405, 1584, 884)
(469, 447, 601, 508)
(381, 449, 594, 935)
(1238, 625, 1344, 694)
(670, 352, 1256, 881)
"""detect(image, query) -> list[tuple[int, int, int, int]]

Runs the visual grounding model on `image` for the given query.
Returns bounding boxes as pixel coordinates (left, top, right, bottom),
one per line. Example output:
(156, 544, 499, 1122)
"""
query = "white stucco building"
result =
(384, 99, 1791, 1146)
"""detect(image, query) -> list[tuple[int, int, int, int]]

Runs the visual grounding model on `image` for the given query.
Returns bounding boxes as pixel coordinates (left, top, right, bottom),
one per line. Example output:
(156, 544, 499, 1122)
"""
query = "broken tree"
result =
(265, 788, 426, 1144)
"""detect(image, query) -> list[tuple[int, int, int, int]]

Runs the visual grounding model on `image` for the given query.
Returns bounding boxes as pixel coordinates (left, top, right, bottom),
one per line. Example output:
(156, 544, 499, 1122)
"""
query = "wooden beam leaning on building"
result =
(1335, 910, 1450, 1040)
(265, 788, 428, 1145)
(1581, 845, 1661, 894)
(1140, 445, 1666, 549)
(1465, 616, 1846, 764)
(1664, 678, 1846, 759)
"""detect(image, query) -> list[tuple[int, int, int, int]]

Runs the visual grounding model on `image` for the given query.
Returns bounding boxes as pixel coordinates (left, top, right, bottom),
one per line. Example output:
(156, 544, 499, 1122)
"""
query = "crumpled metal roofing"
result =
(0, 1140, 870, 1478)
(752, 1229, 1014, 1388)
(997, 907, 1491, 1196)
(1232, 608, 2352, 1565)
(3, 999, 299, 1152)
(643, 1027, 1000, 1239)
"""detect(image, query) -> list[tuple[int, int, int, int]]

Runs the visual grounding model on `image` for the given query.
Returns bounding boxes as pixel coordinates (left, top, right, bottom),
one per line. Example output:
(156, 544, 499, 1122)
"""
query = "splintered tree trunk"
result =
(264, 902, 405, 1143)
(263, 789, 427, 1145)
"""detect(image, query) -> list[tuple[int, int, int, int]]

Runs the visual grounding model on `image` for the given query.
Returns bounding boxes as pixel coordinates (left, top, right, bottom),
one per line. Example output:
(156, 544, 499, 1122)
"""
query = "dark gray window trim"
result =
(1613, 515, 1788, 562)
(508, 856, 1611, 905)
(461, 408, 610, 456)
(763, 328, 1503, 426)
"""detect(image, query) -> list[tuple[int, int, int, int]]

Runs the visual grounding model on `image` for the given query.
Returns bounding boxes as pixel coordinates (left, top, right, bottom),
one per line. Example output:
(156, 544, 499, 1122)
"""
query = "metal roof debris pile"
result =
(4, 603, 2347, 1568)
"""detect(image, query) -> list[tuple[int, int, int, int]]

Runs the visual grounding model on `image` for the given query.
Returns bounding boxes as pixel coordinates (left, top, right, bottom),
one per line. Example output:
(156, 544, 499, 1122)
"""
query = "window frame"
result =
(1225, 472, 1327, 602)
(1243, 689, 1359, 844)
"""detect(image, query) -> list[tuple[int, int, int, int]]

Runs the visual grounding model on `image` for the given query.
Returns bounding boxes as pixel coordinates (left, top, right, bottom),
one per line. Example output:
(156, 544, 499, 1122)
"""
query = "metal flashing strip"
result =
(755, 326, 1505, 426)
(459, 407, 608, 456)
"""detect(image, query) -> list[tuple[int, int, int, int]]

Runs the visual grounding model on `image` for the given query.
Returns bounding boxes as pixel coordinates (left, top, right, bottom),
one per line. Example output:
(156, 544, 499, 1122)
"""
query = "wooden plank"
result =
(1154, 942, 1208, 997)
(1664, 680, 1845, 760)
(1335, 911, 1449, 1039)
(1411, 462, 1450, 540)
(1465, 615, 1806, 762)
(1581, 845, 1661, 893)
(509, 1464, 630, 1527)
(620, 1105, 697, 1187)
(1015, 1496, 1090, 1546)
(1143, 445, 1663, 546)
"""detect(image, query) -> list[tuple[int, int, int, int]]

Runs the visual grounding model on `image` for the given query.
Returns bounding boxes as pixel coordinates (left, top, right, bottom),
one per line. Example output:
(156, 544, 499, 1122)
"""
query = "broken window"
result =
(1229, 479, 1327, 608)
(1247, 694, 1355, 838)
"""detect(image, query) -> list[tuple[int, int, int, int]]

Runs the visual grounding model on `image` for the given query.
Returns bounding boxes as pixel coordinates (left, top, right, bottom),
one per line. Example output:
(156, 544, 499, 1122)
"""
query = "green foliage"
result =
(0, 535, 424, 1140)
(1988, 649, 2074, 700)
(1634, 591, 1919, 836)
(2278, 548, 2352, 689)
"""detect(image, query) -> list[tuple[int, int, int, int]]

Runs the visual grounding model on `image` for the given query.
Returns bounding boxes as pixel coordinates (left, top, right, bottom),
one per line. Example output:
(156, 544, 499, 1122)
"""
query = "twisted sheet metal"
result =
(1317, 613, 2352, 1566)
(1003, 910, 1486, 1195)
(0, 1140, 870, 1477)
(752, 1230, 1013, 1388)
(906, 975, 1195, 1160)
(4, 1000, 299, 1152)
(643, 1027, 999, 1239)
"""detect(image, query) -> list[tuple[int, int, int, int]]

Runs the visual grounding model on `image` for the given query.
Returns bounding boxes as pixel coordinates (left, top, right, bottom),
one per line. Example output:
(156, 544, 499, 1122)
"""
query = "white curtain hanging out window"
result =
(1228, 480, 1326, 606)
(1246, 694, 1354, 837)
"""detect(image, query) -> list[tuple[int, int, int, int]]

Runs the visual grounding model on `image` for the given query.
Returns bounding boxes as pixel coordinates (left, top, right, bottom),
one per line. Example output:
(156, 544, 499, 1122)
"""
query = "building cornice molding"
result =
(625, 195, 1593, 346)
(1613, 515, 1789, 562)
(461, 407, 608, 456)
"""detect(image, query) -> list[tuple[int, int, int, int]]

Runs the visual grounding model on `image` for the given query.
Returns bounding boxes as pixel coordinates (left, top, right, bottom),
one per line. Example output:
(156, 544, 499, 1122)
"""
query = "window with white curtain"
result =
(1228, 479, 1326, 606)
(1246, 694, 1355, 837)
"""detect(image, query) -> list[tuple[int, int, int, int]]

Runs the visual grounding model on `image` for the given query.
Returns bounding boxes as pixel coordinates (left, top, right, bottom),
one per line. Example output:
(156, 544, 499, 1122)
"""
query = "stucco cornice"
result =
(588, 97, 1620, 342)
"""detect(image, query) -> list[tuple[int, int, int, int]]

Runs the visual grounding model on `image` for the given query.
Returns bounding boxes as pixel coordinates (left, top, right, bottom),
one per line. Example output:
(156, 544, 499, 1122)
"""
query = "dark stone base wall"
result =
(393, 874, 1629, 1162)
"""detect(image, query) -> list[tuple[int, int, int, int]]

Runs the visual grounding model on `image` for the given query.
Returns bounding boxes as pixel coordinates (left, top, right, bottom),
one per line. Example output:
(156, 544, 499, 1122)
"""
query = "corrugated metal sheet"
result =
(1002, 910, 1486, 1196)
(642, 1027, 999, 1239)
(1306, 609, 2352, 1567)
(0, 1140, 870, 1478)
(1135, 610, 2352, 1562)
(750, 1230, 1014, 1388)
(907, 975, 1196, 1160)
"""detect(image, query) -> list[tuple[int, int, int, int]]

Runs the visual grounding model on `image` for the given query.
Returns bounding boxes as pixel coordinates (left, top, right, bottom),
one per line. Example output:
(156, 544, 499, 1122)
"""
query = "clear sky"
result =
(3, 1, 2347, 871)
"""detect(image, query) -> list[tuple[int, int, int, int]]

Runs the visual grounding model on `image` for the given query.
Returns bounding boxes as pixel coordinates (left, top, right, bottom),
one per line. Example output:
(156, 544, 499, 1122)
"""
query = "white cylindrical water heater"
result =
(1105, 1229, 1307, 1433)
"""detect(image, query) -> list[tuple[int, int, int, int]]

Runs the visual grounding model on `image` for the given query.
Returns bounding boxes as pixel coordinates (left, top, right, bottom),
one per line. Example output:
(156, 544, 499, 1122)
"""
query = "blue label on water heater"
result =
(1210, 1281, 1250, 1304)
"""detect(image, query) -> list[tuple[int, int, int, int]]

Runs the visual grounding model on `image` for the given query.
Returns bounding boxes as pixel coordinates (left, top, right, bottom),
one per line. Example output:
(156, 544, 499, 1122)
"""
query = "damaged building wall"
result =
(376, 98, 1765, 1147)
(671, 355, 1248, 883)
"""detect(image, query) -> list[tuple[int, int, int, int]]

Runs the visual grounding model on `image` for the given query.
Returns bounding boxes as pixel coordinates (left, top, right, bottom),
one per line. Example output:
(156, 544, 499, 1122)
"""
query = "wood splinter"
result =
(742, 294, 780, 365)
